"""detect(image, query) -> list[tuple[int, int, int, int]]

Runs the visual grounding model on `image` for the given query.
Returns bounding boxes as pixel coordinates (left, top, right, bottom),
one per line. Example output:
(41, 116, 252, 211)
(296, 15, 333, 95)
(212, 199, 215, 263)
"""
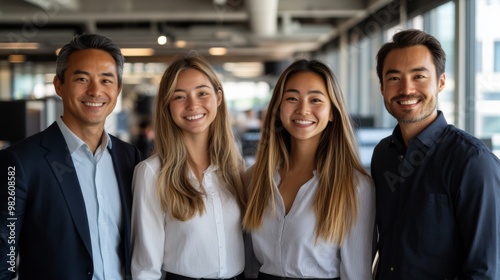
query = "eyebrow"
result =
(72, 69, 116, 78)
(174, 84, 213, 92)
(284, 88, 326, 95)
(384, 67, 430, 76)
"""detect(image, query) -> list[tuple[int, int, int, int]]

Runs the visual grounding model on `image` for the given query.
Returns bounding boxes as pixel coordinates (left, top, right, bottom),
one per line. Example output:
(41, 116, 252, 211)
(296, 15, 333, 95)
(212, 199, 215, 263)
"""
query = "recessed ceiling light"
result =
(121, 48, 155, 56)
(209, 47, 227, 56)
(0, 42, 39, 50)
(157, 35, 167, 45)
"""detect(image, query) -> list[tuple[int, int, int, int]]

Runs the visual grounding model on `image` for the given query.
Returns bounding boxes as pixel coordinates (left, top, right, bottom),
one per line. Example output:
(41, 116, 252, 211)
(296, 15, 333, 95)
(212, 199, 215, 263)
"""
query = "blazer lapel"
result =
(41, 122, 93, 257)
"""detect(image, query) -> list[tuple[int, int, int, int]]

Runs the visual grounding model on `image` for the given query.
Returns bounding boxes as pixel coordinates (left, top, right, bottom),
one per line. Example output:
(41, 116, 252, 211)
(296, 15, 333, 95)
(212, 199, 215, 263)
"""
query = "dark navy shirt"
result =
(371, 111, 500, 280)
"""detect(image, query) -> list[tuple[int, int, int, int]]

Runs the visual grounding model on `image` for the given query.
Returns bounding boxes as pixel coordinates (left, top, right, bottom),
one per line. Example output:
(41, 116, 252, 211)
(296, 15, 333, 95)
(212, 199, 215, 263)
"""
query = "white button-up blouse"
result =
(131, 156, 245, 280)
(250, 170, 375, 280)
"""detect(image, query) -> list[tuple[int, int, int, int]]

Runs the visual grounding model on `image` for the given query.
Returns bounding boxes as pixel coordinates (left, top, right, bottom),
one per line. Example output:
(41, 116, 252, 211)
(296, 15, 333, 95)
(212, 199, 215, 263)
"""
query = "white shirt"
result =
(131, 155, 245, 279)
(250, 170, 375, 280)
(56, 117, 123, 280)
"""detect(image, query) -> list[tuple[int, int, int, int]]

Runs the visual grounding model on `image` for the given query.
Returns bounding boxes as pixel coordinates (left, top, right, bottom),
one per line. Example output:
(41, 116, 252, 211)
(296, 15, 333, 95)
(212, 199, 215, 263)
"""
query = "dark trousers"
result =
(258, 272, 340, 280)
(165, 272, 245, 280)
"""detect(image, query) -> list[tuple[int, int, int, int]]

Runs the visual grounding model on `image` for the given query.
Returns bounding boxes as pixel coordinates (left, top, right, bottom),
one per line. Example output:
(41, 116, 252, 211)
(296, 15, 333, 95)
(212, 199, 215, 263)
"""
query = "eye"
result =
(283, 94, 298, 102)
(172, 95, 184, 101)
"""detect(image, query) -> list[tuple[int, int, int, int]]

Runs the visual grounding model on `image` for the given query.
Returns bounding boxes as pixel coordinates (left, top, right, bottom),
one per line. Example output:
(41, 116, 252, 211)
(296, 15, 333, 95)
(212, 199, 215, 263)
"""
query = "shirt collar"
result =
(414, 110, 447, 148)
(389, 110, 448, 149)
(56, 116, 112, 154)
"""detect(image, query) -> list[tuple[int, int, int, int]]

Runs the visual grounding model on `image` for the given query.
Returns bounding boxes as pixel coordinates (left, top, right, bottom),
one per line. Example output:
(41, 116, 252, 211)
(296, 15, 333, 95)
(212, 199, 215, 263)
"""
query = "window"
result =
(494, 41, 500, 72)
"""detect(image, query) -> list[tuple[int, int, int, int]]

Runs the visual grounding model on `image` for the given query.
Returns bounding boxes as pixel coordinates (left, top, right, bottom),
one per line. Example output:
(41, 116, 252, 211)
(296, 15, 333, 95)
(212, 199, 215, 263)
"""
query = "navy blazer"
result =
(0, 122, 143, 280)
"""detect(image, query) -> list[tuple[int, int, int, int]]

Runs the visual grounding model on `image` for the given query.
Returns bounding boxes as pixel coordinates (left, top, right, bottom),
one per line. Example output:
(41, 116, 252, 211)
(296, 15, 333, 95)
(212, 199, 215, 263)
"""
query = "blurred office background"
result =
(0, 0, 499, 169)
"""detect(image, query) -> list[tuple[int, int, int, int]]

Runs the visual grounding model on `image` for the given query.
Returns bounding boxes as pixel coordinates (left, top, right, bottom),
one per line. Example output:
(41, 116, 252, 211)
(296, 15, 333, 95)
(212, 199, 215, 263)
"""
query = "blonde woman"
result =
(131, 53, 246, 280)
(243, 59, 375, 280)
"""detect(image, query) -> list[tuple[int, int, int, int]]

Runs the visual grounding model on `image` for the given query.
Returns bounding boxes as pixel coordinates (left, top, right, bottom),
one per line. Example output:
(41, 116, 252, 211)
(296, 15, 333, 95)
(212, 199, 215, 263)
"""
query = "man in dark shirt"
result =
(371, 29, 500, 279)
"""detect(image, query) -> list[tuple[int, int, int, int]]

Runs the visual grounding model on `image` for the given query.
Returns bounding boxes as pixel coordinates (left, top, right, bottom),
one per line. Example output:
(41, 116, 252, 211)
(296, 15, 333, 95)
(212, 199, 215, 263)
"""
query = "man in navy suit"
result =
(0, 34, 143, 280)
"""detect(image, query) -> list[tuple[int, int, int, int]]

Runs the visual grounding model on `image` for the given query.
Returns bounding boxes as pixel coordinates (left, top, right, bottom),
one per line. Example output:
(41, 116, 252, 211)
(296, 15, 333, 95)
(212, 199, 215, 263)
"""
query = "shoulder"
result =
(3, 126, 57, 157)
(135, 155, 161, 174)
(109, 134, 144, 162)
(110, 134, 137, 151)
(354, 170, 374, 194)
(442, 125, 498, 162)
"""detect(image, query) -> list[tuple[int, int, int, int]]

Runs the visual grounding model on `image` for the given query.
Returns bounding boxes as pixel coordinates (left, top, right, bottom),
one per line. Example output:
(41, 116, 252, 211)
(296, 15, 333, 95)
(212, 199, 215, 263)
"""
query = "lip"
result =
(393, 96, 421, 107)
(184, 113, 205, 121)
(292, 119, 315, 126)
(83, 101, 105, 107)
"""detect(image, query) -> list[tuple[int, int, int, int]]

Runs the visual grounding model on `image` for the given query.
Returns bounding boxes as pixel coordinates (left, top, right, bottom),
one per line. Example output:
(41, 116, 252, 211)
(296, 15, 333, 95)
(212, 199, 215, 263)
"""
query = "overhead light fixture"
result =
(8, 54, 27, 63)
(209, 47, 228, 56)
(157, 35, 168, 45)
(175, 40, 187, 48)
(223, 62, 264, 78)
(120, 48, 155, 56)
(0, 42, 39, 50)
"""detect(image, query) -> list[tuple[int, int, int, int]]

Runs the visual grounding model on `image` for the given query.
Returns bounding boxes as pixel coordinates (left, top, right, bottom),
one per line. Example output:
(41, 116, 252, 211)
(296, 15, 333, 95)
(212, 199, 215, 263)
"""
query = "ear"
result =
(329, 110, 334, 122)
(53, 75, 63, 98)
(217, 89, 222, 106)
(118, 84, 123, 96)
(437, 73, 446, 94)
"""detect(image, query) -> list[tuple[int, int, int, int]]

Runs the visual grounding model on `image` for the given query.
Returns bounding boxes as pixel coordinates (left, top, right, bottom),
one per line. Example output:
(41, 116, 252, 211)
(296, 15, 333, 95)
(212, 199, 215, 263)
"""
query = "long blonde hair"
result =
(153, 53, 245, 220)
(242, 59, 369, 244)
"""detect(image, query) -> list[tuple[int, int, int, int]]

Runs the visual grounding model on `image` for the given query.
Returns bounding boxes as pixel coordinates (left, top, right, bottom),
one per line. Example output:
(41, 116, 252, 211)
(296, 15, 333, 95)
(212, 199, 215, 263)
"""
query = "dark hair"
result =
(376, 29, 446, 85)
(56, 33, 124, 86)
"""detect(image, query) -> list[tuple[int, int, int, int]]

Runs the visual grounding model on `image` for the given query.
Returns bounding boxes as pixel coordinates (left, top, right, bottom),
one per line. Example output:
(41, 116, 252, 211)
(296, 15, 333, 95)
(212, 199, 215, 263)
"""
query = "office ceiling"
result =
(0, 0, 392, 63)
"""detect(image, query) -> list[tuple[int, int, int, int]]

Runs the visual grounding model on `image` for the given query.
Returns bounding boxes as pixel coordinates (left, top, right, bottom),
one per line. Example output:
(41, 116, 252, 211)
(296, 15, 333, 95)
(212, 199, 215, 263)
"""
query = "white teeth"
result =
(294, 120, 313, 125)
(84, 102, 104, 107)
(399, 100, 418, 105)
(186, 114, 204, 120)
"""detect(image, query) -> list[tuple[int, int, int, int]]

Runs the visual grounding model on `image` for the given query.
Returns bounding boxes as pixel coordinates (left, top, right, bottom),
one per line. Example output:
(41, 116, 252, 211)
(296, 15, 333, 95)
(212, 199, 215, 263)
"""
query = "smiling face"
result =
(54, 48, 121, 134)
(169, 68, 221, 138)
(381, 45, 445, 126)
(279, 71, 333, 145)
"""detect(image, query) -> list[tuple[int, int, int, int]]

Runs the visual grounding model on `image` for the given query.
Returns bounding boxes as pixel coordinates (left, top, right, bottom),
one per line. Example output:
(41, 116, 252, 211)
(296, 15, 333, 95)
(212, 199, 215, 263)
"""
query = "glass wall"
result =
(475, 0, 500, 155)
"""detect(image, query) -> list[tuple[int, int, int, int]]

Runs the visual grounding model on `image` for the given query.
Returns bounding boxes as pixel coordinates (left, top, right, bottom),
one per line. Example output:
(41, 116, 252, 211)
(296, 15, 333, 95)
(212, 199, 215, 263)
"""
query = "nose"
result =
(86, 81, 102, 97)
(295, 100, 310, 116)
(185, 95, 198, 111)
(399, 77, 415, 95)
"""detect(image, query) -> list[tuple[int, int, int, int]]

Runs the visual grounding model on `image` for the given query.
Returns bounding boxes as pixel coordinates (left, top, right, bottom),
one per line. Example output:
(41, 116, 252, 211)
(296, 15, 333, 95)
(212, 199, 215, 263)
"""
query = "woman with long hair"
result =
(243, 59, 375, 279)
(131, 53, 246, 280)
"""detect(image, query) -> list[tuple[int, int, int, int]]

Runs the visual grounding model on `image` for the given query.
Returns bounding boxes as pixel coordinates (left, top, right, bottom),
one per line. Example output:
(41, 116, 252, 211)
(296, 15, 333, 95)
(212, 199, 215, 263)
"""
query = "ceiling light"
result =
(209, 47, 227, 56)
(120, 48, 155, 56)
(8, 54, 27, 63)
(0, 42, 39, 50)
(157, 35, 167, 45)
(175, 40, 187, 48)
(223, 62, 264, 78)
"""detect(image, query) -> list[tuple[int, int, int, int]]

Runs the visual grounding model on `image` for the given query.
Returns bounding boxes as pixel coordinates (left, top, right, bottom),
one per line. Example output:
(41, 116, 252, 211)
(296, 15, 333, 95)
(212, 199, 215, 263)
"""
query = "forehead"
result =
(383, 45, 436, 72)
(65, 49, 117, 74)
(176, 68, 212, 86)
(285, 71, 326, 88)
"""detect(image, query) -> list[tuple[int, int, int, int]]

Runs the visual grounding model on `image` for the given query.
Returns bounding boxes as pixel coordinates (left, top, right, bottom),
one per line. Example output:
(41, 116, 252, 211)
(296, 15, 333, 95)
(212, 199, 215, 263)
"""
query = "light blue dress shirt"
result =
(56, 117, 123, 280)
